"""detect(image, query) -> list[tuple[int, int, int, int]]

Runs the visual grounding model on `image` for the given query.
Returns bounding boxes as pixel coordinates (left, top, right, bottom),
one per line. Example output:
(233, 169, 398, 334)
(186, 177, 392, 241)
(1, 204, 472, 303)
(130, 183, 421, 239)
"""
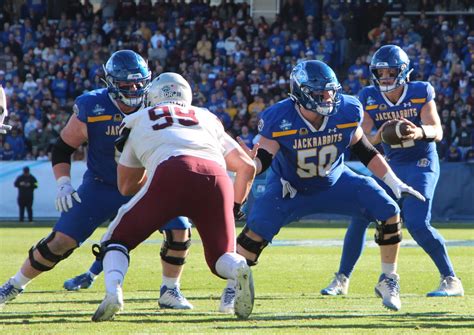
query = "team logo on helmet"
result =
(161, 84, 183, 99)
(293, 66, 308, 85)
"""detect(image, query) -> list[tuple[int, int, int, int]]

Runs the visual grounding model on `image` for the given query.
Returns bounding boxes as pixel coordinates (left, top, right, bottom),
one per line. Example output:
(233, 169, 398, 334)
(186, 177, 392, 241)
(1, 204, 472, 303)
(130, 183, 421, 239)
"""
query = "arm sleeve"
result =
(357, 88, 367, 108)
(426, 82, 435, 102)
(356, 101, 364, 126)
(73, 96, 88, 123)
(220, 132, 240, 156)
(257, 110, 274, 138)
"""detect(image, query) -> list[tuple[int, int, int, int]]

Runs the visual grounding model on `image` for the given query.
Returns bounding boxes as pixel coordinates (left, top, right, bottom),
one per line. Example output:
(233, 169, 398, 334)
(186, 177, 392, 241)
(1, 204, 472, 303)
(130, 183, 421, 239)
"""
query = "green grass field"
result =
(0, 222, 473, 334)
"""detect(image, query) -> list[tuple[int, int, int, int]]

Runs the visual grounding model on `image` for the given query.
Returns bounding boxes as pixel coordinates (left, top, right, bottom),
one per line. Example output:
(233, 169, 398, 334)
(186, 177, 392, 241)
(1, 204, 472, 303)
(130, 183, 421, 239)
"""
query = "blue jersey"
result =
(74, 88, 124, 185)
(258, 96, 363, 191)
(359, 81, 437, 163)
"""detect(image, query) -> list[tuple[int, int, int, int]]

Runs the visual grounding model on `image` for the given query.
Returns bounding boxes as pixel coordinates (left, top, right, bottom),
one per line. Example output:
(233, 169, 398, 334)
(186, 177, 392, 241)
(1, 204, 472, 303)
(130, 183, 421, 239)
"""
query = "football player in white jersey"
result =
(92, 73, 257, 321)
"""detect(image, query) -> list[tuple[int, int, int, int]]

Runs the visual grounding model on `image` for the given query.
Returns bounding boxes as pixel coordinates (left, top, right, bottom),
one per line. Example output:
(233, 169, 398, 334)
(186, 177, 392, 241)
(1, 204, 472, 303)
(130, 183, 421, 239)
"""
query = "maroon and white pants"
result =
(104, 155, 236, 275)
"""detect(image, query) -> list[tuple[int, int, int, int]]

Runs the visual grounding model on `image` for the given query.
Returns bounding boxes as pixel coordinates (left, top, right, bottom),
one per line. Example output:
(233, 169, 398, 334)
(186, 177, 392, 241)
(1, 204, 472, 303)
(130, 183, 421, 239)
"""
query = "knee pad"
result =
(28, 232, 76, 272)
(92, 241, 130, 264)
(374, 221, 402, 246)
(160, 228, 191, 266)
(237, 225, 269, 266)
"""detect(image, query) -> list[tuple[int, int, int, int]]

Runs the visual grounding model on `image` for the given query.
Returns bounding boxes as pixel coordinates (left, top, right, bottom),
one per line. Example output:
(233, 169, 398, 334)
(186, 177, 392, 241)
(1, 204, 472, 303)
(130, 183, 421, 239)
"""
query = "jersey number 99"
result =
(148, 105, 199, 130)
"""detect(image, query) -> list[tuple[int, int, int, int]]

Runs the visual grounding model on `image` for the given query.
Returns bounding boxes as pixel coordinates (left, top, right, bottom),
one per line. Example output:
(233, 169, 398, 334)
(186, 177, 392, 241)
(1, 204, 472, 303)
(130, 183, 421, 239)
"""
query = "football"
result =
(381, 120, 411, 145)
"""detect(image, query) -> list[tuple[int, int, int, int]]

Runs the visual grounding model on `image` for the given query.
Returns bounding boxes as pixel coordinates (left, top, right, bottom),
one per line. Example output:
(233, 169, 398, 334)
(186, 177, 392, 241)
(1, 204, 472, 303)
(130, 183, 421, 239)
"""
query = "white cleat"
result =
(0, 279, 23, 309)
(219, 286, 236, 314)
(375, 273, 401, 311)
(234, 265, 254, 319)
(320, 273, 349, 296)
(92, 288, 124, 322)
(158, 285, 193, 309)
(427, 276, 464, 297)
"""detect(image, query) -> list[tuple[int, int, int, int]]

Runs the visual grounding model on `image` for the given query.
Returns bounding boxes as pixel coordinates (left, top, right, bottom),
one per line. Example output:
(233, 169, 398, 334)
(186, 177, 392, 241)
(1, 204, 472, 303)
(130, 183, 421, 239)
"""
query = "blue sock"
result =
(88, 260, 103, 276)
(338, 217, 369, 277)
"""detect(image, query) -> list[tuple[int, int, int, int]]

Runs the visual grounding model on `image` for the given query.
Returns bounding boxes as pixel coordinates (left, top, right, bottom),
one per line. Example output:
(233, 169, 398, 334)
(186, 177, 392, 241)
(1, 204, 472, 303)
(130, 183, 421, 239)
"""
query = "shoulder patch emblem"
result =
(279, 119, 292, 130)
(92, 104, 106, 115)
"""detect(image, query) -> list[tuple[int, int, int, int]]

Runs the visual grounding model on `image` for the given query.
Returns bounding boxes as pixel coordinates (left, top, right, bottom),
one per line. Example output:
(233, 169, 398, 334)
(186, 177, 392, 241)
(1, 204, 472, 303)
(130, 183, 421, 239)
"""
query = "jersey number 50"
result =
(148, 105, 199, 130)
(297, 144, 338, 178)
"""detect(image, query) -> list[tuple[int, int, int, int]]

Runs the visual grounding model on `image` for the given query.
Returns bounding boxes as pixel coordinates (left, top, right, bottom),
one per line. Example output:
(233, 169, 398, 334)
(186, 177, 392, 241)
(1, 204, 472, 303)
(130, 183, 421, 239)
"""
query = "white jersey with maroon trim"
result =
(119, 102, 238, 171)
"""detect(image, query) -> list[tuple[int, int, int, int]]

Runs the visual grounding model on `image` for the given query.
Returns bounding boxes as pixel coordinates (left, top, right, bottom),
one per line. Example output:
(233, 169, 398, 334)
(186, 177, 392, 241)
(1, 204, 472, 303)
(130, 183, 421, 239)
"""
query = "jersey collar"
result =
(380, 85, 408, 107)
(295, 104, 329, 132)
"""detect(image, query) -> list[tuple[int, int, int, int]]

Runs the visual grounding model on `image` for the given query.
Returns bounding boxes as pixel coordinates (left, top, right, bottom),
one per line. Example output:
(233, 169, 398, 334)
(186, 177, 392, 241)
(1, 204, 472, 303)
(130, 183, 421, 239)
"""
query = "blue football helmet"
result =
(103, 50, 151, 107)
(370, 44, 412, 92)
(289, 60, 342, 116)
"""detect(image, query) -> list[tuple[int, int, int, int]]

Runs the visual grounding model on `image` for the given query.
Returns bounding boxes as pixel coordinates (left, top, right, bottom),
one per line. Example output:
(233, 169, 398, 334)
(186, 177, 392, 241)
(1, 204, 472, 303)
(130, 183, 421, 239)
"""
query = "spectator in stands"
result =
(196, 34, 212, 61)
(348, 57, 369, 84)
(5, 128, 25, 159)
(343, 71, 362, 95)
(445, 145, 462, 162)
(248, 95, 265, 115)
(452, 119, 473, 157)
(0, 0, 472, 164)
(238, 125, 254, 149)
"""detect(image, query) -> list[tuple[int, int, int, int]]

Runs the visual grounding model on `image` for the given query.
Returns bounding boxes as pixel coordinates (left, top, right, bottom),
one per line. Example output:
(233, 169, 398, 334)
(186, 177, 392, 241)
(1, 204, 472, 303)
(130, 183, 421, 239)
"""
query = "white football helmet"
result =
(147, 72, 192, 107)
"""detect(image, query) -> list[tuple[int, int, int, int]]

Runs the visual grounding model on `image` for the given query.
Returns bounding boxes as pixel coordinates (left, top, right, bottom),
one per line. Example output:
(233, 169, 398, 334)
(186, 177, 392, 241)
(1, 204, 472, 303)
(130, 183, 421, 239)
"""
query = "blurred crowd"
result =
(0, 0, 473, 162)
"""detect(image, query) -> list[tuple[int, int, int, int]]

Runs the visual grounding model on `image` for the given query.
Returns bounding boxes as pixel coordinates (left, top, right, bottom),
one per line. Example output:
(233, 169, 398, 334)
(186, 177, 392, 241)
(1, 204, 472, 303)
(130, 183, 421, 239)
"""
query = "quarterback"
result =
(321, 45, 464, 298)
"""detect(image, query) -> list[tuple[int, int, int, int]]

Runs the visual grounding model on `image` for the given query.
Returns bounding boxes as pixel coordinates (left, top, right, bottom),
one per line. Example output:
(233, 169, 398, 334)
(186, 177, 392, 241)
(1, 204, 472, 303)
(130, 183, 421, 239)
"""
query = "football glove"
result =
(382, 170, 425, 202)
(56, 176, 82, 212)
(281, 177, 297, 199)
(0, 123, 12, 134)
(0, 106, 12, 134)
(234, 202, 246, 221)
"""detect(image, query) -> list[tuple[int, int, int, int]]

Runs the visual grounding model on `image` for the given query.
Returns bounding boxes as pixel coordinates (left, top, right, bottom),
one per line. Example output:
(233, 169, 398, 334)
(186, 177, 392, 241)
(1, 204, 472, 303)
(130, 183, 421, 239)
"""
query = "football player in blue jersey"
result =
(0, 50, 193, 310)
(219, 60, 425, 313)
(321, 45, 464, 297)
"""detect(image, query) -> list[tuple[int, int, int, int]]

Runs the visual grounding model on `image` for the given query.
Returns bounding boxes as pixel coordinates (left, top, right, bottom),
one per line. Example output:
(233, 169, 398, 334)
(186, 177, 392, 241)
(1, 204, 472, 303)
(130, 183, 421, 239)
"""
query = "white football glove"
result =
(56, 176, 82, 212)
(382, 170, 425, 202)
(281, 178, 297, 199)
(0, 106, 12, 134)
(0, 123, 12, 134)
